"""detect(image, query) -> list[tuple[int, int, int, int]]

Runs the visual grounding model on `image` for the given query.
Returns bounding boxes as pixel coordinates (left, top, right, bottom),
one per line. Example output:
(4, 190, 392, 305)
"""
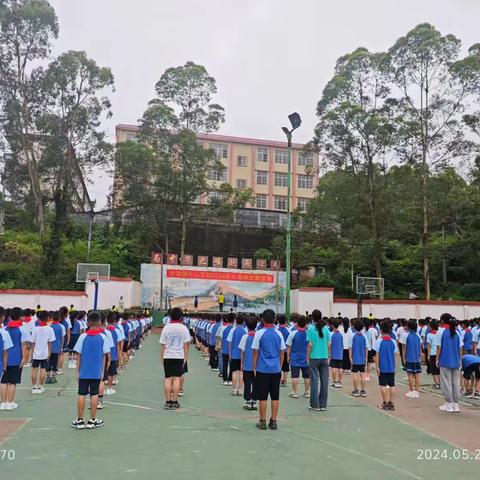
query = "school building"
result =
(114, 124, 320, 213)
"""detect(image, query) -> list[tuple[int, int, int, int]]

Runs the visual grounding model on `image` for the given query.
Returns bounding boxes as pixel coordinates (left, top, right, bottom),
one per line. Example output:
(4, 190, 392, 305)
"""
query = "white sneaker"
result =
(32, 386, 39, 394)
(451, 402, 460, 412)
(105, 388, 116, 395)
(231, 389, 238, 396)
(413, 390, 420, 398)
(223, 381, 229, 386)
(112, 379, 119, 385)
(6, 402, 18, 410)
(406, 391, 415, 398)
(24, 363, 31, 368)
(56, 369, 63, 375)
(37, 386, 45, 394)
(227, 381, 233, 386)
(439, 403, 453, 412)
(289, 392, 299, 398)
(0, 402, 7, 410)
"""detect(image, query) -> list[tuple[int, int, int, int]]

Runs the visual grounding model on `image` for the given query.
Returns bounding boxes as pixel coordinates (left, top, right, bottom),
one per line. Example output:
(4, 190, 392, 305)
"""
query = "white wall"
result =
(291, 288, 480, 320)
(84, 278, 143, 310)
(0, 290, 88, 310)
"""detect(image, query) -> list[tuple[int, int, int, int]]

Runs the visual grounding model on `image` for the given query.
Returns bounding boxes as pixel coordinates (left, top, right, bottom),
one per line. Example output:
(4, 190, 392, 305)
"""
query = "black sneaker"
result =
(164, 401, 172, 410)
(380, 401, 389, 410)
(86, 418, 104, 429)
(251, 402, 258, 411)
(387, 402, 395, 411)
(256, 419, 267, 430)
(171, 401, 180, 409)
(268, 419, 278, 430)
(351, 389, 360, 397)
(71, 418, 85, 430)
(360, 389, 367, 397)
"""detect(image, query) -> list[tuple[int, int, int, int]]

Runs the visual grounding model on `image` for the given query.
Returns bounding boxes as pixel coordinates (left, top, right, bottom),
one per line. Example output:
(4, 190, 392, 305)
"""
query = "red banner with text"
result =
(166, 269, 274, 283)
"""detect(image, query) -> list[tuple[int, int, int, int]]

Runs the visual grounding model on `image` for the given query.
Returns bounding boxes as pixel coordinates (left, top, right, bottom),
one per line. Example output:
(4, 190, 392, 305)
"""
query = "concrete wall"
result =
(84, 277, 142, 310)
(0, 289, 88, 310)
(291, 288, 480, 320)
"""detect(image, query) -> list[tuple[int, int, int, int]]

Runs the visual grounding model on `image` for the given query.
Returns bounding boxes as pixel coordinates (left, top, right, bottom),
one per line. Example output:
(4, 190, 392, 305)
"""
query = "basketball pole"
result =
(93, 280, 99, 310)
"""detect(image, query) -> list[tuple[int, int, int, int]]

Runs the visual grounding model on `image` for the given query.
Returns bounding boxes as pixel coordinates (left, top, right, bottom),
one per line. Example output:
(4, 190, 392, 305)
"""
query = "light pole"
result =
(282, 112, 302, 322)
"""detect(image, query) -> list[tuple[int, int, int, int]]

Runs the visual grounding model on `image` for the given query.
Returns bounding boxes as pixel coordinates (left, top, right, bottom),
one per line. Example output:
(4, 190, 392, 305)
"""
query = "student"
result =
(239, 316, 258, 411)
(426, 319, 440, 389)
(159, 307, 190, 410)
(373, 320, 398, 411)
(404, 319, 422, 398)
(71, 311, 111, 429)
(57, 306, 71, 375)
(277, 315, 290, 387)
(437, 313, 462, 413)
(0, 307, 29, 410)
(22, 309, 35, 367)
(208, 316, 221, 371)
(46, 311, 66, 384)
(286, 316, 310, 398)
(329, 318, 344, 388)
(0, 318, 13, 409)
(365, 319, 378, 382)
(252, 309, 286, 430)
(349, 318, 368, 397)
(341, 318, 351, 374)
(307, 310, 331, 411)
(220, 313, 234, 385)
(461, 321, 473, 355)
(105, 312, 120, 395)
(218, 292, 225, 312)
(228, 314, 246, 396)
(461, 354, 480, 398)
(68, 311, 82, 368)
(30, 311, 55, 394)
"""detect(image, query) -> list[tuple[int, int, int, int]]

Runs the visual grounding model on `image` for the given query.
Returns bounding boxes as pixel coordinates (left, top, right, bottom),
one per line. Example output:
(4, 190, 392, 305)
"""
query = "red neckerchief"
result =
(106, 325, 116, 331)
(121, 320, 128, 324)
(381, 335, 391, 341)
(296, 327, 307, 332)
(86, 329, 103, 336)
(441, 324, 449, 329)
(248, 331, 256, 337)
(263, 324, 275, 328)
(38, 321, 49, 327)
(222, 322, 227, 326)
(429, 330, 437, 334)
(23, 316, 32, 323)
(170, 320, 182, 324)
(465, 328, 471, 333)
(7, 321, 22, 328)
(52, 320, 61, 324)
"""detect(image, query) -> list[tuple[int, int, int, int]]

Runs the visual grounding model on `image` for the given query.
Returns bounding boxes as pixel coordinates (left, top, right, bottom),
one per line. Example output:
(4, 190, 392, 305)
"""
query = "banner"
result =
(242, 258, 253, 270)
(227, 257, 238, 269)
(167, 269, 274, 283)
(197, 256, 208, 267)
(256, 259, 267, 270)
(151, 252, 163, 264)
(166, 254, 178, 265)
(212, 257, 223, 268)
(181, 254, 193, 266)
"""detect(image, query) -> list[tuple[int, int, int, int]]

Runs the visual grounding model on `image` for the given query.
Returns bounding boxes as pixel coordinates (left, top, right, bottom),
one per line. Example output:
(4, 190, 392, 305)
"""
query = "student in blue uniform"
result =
(373, 320, 398, 411)
(426, 319, 440, 389)
(349, 318, 368, 397)
(461, 354, 480, 398)
(1, 308, 29, 411)
(105, 312, 119, 395)
(68, 311, 82, 369)
(71, 311, 111, 429)
(47, 311, 66, 384)
(404, 319, 422, 399)
(209, 316, 221, 371)
(252, 309, 286, 430)
(57, 306, 71, 375)
(437, 313, 462, 413)
(286, 316, 309, 398)
(227, 314, 246, 396)
(277, 315, 290, 387)
(239, 316, 258, 411)
(329, 318, 344, 388)
(220, 313, 234, 385)
(0, 319, 14, 410)
(461, 321, 473, 354)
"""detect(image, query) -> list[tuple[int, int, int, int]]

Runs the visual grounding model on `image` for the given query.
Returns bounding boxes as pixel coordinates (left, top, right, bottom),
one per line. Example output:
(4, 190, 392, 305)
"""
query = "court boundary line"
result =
(0, 418, 32, 447)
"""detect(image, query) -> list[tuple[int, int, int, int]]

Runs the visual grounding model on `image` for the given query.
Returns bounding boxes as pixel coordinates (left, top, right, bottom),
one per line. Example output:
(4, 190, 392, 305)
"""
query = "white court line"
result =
(0, 417, 32, 447)
(287, 428, 423, 480)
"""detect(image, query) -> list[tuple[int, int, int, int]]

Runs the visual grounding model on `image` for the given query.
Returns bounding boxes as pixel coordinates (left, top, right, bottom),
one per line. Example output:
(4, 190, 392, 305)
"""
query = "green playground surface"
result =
(1, 334, 480, 480)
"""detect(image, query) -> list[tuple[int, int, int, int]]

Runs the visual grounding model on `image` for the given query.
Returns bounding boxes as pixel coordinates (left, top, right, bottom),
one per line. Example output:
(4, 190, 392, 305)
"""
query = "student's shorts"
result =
(378, 372, 395, 388)
(429, 355, 440, 375)
(281, 356, 290, 373)
(464, 349, 473, 355)
(230, 359, 241, 372)
(183, 361, 188, 375)
(351, 364, 365, 373)
(164, 359, 184, 378)
(78, 379, 101, 396)
(1, 366, 22, 384)
(367, 350, 376, 362)
(122, 341, 130, 353)
(47, 353, 59, 372)
(463, 364, 480, 381)
(32, 359, 49, 369)
(255, 372, 281, 401)
(290, 366, 309, 379)
(406, 361, 422, 374)
(68, 334, 80, 352)
(107, 360, 118, 377)
(329, 359, 343, 369)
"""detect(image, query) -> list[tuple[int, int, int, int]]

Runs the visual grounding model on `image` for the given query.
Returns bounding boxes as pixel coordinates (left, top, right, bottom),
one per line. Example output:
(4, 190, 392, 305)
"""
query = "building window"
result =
(298, 152, 313, 166)
(274, 196, 287, 211)
(275, 149, 288, 164)
(274, 172, 288, 187)
(257, 147, 268, 162)
(297, 174, 313, 189)
(207, 169, 228, 182)
(208, 191, 225, 202)
(236, 178, 247, 189)
(256, 194, 267, 209)
(256, 170, 268, 185)
(210, 142, 228, 159)
(237, 155, 248, 167)
(297, 198, 311, 212)
(126, 134, 137, 142)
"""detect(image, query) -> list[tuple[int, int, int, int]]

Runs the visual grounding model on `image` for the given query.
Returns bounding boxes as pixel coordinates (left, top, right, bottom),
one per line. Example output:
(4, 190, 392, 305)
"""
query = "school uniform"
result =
(405, 331, 422, 374)
(437, 328, 462, 404)
(221, 324, 233, 382)
(31, 324, 55, 369)
(239, 331, 257, 403)
(227, 324, 246, 372)
(366, 327, 378, 363)
(106, 326, 119, 376)
(373, 335, 398, 387)
(74, 330, 111, 396)
(208, 321, 221, 369)
(462, 328, 473, 354)
(350, 331, 367, 373)
(68, 319, 82, 351)
(426, 330, 439, 375)
(159, 321, 191, 378)
(285, 327, 309, 379)
(329, 330, 344, 369)
(1, 322, 29, 384)
(461, 354, 480, 381)
(277, 326, 291, 373)
(252, 325, 286, 401)
(0, 330, 13, 375)
(48, 322, 66, 372)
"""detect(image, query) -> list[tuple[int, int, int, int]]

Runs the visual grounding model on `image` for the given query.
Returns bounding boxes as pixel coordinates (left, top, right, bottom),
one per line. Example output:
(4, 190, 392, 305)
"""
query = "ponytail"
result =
(312, 309, 325, 338)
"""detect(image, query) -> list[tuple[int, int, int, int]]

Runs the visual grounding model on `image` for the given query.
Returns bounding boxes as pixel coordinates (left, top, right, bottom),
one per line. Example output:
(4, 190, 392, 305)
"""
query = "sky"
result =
(49, 0, 480, 208)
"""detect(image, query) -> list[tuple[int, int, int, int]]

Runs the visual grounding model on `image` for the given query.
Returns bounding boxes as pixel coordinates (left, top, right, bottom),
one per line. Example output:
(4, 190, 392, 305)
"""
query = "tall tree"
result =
(0, 0, 58, 233)
(139, 62, 225, 256)
(388, 23, 479, 298)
